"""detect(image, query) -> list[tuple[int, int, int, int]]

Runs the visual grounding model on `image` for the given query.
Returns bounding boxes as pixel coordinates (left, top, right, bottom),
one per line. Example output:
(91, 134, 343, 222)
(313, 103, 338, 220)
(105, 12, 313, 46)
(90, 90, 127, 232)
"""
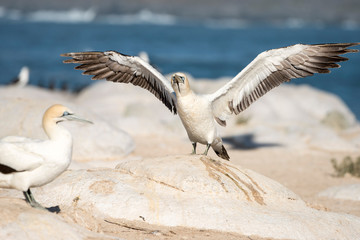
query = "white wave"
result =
(342, 20, 359, 30)
(284, 18, 306, 29)
(8, 10, 22, 20)
(0, 7, 22, 20)
(204, 18, 249, 29)
(101, 9, 177, 25)
(27, 8, 96, 23)
(0, 7, 5, 18)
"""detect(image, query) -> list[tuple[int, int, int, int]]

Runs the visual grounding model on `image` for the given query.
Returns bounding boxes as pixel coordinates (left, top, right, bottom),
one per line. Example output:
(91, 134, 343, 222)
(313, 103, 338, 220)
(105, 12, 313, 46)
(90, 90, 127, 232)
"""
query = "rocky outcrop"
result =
(14, 155, 360, 240)
(319, 183, 360, 201)
(0, 198, 118, 240)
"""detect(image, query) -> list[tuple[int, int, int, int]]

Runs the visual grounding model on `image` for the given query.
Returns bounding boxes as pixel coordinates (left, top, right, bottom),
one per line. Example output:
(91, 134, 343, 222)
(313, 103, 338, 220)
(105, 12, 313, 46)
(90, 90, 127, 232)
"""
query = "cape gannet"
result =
(11, 66, 29, 87)
(61, 43, 359, 160)
(0, 104, 92, 212)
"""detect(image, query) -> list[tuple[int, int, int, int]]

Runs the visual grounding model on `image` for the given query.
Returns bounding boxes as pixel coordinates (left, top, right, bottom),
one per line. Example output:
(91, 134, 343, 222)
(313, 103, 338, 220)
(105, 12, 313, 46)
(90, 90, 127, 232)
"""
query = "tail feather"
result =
(212, 141, 230, 161)
(215, 145, 230, 161)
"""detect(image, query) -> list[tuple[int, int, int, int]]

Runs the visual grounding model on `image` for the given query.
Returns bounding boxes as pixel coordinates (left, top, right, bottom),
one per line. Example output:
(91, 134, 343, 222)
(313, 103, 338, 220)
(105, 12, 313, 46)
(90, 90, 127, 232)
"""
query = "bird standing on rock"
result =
(10, 66, 29, 87)
(0, 104, 92, 212)
(62, 42, 359, 160)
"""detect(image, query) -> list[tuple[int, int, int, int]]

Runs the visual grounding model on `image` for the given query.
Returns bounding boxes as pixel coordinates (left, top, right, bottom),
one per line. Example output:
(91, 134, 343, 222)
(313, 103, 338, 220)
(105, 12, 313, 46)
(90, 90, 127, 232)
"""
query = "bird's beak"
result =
(172, 75, 184, 92)
(176, 82, 180, 92)
(173, 75, 184, 84)
(64, 114, 93, 124)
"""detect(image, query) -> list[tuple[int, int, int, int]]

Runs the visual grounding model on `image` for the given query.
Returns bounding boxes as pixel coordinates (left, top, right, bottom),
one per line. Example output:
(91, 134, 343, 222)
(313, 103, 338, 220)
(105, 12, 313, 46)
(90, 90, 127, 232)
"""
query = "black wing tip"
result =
(61, 51, 104, 56)
(0, 163, 20, 174)
(62, 58, 76, 63)
(60, 51, 107, 61)
(313, 42, 360, 47)
(314, 42, 360, 53)
(60, 52, 85, 57)
(61, 51, 133, 64)
(214, 145, 230, 161)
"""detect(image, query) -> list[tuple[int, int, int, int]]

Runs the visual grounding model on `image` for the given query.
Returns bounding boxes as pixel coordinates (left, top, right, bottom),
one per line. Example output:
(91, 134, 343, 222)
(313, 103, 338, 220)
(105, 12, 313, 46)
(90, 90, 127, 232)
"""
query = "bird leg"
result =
(23, 189, 61, 213)
(23, 189, 47, 211)
(203, 144, 211, 156)
(191, 142, 197, 154)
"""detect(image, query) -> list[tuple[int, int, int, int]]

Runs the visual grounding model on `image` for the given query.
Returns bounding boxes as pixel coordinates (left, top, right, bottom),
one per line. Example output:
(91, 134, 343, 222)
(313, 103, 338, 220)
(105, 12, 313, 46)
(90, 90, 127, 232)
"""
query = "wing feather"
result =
(61, 51, 177, 114)
(209, 43, 359, 125)
(0, 142, 44, 173)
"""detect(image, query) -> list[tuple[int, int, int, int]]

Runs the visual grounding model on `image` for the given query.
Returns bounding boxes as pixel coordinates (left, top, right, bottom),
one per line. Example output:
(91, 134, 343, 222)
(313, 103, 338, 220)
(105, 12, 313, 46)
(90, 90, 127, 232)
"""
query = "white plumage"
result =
(62, 43, 359, 160)
(11, 66, 29, 87)
(0, 104, 92, 212)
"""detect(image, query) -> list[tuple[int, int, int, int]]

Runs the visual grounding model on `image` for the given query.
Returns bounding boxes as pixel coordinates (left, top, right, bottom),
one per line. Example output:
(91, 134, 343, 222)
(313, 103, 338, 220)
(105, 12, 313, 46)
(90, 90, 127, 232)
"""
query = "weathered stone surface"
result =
(76, 82, 183, 136)
(20, 155, 360, 240)
(318, 183, 360, 201)
(217, 84, 360, 152)
(0, 198, 118, 240)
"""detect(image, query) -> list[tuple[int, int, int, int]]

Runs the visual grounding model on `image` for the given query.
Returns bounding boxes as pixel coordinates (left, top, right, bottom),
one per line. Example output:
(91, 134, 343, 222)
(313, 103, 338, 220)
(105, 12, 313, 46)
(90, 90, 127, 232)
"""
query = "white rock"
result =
(76, 82, 184, 136)
(318, 183, 360, 201)
(0, 198, 118, 240)
(237, 84, 356, 126)
(22, 155, 360, 240)
(0, 86, 135, 161)
(215, 84, 360, 152)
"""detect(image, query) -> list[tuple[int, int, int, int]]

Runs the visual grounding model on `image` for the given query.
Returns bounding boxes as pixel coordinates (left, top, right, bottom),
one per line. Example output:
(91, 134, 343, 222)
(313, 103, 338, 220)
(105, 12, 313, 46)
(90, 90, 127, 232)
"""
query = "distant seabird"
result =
(11, 66, 29, 87)
(61, 43, 359, 160)
(138, 51, 150, 63)
(0, 104, 92, 212)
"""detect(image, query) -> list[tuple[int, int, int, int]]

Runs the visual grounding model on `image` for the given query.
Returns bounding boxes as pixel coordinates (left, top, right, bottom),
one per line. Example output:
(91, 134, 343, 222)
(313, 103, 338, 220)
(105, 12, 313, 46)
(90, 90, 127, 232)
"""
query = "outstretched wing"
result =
(61, 51, 177, 114)
(208, 43, 359, 126)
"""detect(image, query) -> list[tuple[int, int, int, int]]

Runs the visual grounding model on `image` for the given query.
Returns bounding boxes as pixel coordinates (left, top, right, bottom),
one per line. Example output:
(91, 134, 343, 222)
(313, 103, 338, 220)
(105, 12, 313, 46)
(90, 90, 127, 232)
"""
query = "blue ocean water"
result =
(0, 13, 359, 119)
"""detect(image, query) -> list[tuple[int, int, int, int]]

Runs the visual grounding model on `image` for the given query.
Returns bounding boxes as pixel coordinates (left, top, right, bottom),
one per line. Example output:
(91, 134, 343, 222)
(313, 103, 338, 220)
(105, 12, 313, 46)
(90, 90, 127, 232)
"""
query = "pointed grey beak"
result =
(172, 75, 184, 93)
(173, 75, 184, 84)
(64, 114, 93, 124)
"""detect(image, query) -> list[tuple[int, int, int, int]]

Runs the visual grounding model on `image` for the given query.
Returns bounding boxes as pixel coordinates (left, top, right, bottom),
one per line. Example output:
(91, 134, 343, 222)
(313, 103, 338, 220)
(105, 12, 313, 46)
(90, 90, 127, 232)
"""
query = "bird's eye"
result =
(180, 76, 185, 81)
(62, 111, 70, 117)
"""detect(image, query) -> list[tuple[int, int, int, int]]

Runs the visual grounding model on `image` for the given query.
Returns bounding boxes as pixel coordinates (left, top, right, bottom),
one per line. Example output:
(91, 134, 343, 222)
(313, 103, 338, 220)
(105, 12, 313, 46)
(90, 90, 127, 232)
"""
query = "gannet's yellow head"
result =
(171, 72, 191, 95)
(43, 104, 93, 125)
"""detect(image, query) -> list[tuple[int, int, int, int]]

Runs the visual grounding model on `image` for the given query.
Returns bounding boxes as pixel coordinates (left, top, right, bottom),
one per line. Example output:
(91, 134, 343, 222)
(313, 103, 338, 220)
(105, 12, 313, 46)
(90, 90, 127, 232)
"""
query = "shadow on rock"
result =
(223, 134, 281, 150)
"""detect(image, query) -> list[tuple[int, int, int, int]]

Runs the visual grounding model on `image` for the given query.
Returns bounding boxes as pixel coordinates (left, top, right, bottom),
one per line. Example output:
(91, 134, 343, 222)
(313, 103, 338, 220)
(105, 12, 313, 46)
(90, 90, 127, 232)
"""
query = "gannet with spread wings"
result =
(62, 43, 359, 160)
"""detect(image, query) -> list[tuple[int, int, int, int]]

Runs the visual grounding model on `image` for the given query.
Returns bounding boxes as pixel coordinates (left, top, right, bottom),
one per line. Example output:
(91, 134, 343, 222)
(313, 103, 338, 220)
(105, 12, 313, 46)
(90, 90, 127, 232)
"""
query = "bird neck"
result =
(175, 86, 193, 98)
(42, 119, 72, 142)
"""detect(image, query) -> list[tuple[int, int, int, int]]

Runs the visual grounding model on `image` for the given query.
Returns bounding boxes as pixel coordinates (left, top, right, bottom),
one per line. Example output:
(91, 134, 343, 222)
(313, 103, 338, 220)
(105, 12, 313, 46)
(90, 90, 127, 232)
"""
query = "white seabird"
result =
(0, 104, 92, 212)
(138, 51, 150, 63)
(61, 43, 359, 160)
(11, 66, 29, 87)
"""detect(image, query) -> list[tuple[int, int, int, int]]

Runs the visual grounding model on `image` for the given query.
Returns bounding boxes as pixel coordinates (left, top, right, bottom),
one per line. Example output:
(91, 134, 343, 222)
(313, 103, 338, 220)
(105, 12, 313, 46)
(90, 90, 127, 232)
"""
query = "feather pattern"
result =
(61, 51, 177, 114)
(209, 43, 359, 126)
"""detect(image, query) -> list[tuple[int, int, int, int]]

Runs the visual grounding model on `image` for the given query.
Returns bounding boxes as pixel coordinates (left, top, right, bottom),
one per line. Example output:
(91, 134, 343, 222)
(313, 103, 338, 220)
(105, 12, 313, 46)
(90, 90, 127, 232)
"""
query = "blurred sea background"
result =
(0, 0, 359, 118)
